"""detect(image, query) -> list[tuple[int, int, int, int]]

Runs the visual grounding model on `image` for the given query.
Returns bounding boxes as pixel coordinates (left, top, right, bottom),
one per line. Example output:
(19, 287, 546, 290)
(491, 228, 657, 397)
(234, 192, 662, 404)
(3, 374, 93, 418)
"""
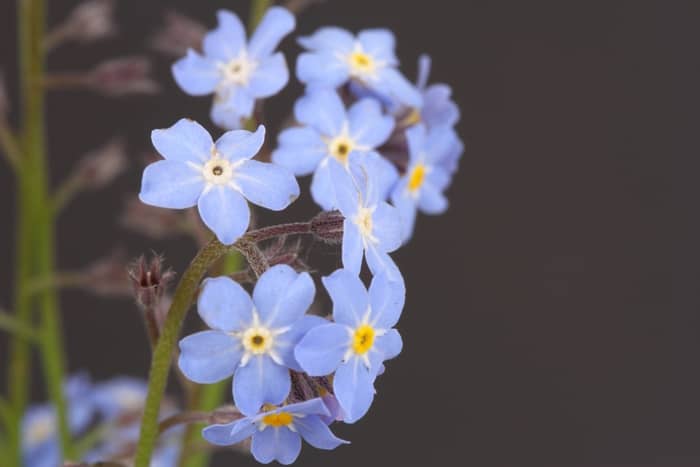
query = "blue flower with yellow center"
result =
(295, 269, 404, 423)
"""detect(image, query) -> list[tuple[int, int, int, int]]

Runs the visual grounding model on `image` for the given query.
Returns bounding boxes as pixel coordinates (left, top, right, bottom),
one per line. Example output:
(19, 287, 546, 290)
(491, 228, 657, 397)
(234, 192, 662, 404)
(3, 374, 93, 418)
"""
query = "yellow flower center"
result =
(401, 108, 422, 127)
(349, 51, 375, 76)
(408, 164, 426, 192)
(352, 324, 375, 355)
(262, 411, 294, 428)
(328, 135, 355, 164)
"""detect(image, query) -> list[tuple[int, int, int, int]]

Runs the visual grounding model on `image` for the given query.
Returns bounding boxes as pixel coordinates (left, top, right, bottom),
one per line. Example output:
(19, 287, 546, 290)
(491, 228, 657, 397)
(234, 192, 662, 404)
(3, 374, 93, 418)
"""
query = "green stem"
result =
(249, 0, 272, 29)
(0, 310, 40, 341)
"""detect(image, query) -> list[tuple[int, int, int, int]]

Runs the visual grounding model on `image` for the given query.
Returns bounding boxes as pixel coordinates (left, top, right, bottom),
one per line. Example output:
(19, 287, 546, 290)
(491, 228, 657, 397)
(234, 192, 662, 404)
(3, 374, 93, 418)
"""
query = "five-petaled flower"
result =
(139, 118, 299, 245)
(173, 7, 295, 129)
(272, 89, 396, 210)
(295, 269, 404, 422)
(296, 27, 422, 108)
(178, 265, 324, 416)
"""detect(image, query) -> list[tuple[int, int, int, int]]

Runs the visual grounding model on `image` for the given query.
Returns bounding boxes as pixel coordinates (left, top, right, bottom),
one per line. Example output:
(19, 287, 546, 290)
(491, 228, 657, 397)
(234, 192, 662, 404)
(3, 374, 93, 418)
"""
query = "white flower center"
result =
(353, 206, 378, 245)
(346, 43, 378, 80)
(219, 51, 257, 86)
(231, 310, 289, 367)
(202, 156, 235, 186)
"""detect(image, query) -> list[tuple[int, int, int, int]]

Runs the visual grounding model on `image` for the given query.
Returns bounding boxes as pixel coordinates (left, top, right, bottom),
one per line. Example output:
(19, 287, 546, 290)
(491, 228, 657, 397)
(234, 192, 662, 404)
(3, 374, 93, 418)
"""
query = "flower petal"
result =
(151, 118, 214, 164)
(350, 152, 398, 206)
(418, 183, 448, 214)
(198, 276, 254, 331)
(298, 27, 355, 53)
(357, 29, 397, 65)
(203, 10, 246, 61)
(322, 269, 368, 327)
(365, 246, 403, 282)
(405, 123, 427, 165)
(197, 186, 250, 245)
(272, 127, 326, 176)
(253, 265, 315, 328)
(368, 271, 405, 330)
(172, 50, 219, 96)
(296, 52, 349, 88)
(371, 201, 402, 253)
(341, 221, 364, 276)
(277, 315, 328, 372)
(202, 418, 255, 446)
(295, 415, 349, 450)
(374, 66, 422, 108)
(248, 52, 289, 98)
(139, 160, 203, 209)
(234, 160, 299, 211)
(214, 125, 265, 163)
(248, 6, 295, 58)
(333, 357, 374, 423)
(374, 328, 403, 361)
(294, 323, 349, 376)
(310, 159, 339, 211)
(416, 54, 431, 90)
(234, 355, 290, 416)
(423, 83, 460, 128)
(178, 331, 241, 384)
(251, 427, 301, 465)
(211, 88, 255, 130)
(391, 179, 418, 243)
(347, 98, 394, 149)
(330, 162, 360, 217)
(293, 89, 346, 137)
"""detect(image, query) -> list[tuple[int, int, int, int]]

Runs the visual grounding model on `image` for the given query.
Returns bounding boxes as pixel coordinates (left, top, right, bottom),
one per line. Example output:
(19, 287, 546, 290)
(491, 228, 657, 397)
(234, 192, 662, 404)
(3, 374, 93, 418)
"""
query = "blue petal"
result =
(285, 397, 331, 416)
(310, 159, 339, 211)
(322, 269, 368, 326)
(341, 221, 364, 276)
(391, 179, 418, 243)
(418, 183, 448, 214)
(272, 127, 326, 176)
(234, 160, 300, 210)
(234, 355, 290, 416)
(298, 27, 355, 53)
(426, 165, 452, 192)
(92, 378, 147, 420)
(347, 98, 394, 148)
(198, 276, 254, 331)
(423, 83, 460, 128)
(172, 50, 219, 96)
(278, 315, 328, 372)
(368, 271, 405, 329)
(329, 162, 360, 216)
(405, 123, 427, 165)
(294, 323, 349, 376)
(357, 29, 397, 65)
(178, 331, 241, 383)
(365, 246, 402, 282)
(416, 54, 431, 90)
(374, 328, 403, 361)
(350, 152, 398, 206)
(202, 418, 256, 446)
(295, 415, 349, 450)
(197, 186, 250, 245)
(248, 52, 289, 98)
(374, 67, 423, 108)
(139, 160, 203, 209)
(253, 265, 315, 328)
(425, 126, 460, 165)
(293, 89, 346, 136)
(151, 118, 214, 164)
(203, 10, 246, 61)
(296, 52, 349, 88)
(252, 427, 301, 465)
(371, 201, 402, 253)
(248, 6, 295, 58)
(214, 125, 265, 162)
(211, 88, 255, 130)
(333, 358, 374, 423)
(439, 134, 464, 175)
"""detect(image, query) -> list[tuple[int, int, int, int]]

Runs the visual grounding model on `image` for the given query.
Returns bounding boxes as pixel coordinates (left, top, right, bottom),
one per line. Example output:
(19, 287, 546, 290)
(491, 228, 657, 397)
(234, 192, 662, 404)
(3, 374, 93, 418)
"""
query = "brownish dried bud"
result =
(310, 210, 344, 244)
(128, 254, 175, 310)
(87, 56, 160, 96)
(48, 0, 117, 49)
(120, 196, 184, 239)
(150, 10, 207, 57)
(75, 138, 128, 190)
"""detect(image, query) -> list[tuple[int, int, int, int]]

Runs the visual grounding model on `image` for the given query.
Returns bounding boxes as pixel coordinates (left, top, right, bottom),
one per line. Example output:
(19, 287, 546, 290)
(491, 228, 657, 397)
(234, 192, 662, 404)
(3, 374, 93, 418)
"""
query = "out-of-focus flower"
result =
(172, 7, 295, 129)
(46, 0, 117, 50)
(272, 89, 396, 210)
(75, 138, 128, 190)
(297, 27, 421, 108)
(150, 10, 207, 57)
(411, 54, 460, 129)
(83, 57, 160, 96)
(120, 196, 184, 239)
(92, 377, 148, 421)
(139, 119, 299, 245)
(295, 269, 404, 423)
(203, 398, 347, 464)
(178, 265, 323, 416)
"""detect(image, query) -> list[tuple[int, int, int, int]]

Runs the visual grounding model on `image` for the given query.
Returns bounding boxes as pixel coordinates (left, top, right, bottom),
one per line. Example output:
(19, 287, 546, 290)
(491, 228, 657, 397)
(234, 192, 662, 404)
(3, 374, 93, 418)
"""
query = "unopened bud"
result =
(310, 210, 344, 244)
(150, 10, 206, 57)
(128, 254, 175, 310)
(48, 0, 117, 50)
(76, 138, 127, 190)
(87, 56, 160, 96)
(121, 196, 184, 239)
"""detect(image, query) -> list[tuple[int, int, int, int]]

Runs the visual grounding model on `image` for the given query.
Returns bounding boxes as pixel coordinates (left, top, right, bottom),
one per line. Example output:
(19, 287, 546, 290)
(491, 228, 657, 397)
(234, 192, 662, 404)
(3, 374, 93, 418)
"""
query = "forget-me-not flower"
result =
(203, 398, 347, 465)
(272, 89, 396, 210)
(402, 54, 461, 129)
(296, 27, 421, 108)
(178, 265, 320, 416)
(295, 269, 404, 423)
(391, 123, 461, 242)
(92, 377, 148, 420)
(173, 7, 295, 129)
(139, 119, 299, 245)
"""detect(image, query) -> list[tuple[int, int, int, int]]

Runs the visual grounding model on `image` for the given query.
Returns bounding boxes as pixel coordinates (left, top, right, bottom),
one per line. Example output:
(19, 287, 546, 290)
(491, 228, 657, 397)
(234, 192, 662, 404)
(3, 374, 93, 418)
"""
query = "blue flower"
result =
(178, 265, 320, 416)
(411, 54, 460, 129)
(390, 123, 462, 243)
(272, 89, 396, 210)
(203, 398, 348, 465)
(173, 7, 295, 129)
(139, 119, 299, 245)
(296, 27, 421, 108)
(92, 377, 148, 421)
(331, 155, 403, 279)
(295, 269, 404, 423)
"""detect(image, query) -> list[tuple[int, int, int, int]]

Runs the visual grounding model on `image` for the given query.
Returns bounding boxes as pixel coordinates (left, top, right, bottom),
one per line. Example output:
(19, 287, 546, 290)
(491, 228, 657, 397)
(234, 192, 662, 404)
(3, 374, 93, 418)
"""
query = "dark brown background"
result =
(0, 0, 691, 466)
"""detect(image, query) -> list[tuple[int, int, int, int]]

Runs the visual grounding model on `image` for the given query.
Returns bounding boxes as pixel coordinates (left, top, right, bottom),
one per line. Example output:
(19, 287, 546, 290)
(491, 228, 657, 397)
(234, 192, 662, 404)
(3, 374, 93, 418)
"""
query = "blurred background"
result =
(0, 0, 691, 466)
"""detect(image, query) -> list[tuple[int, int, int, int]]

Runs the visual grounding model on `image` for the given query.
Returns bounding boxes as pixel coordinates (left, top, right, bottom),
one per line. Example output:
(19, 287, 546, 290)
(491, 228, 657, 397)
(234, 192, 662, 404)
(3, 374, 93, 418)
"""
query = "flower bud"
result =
(150, 10, 206, 57)
(49, 0, 117, 49)
(310, 210, 344, 244)
(86, 56, 160, 96)
(127, 254, 175, 310)
(75, 138, 127, 190)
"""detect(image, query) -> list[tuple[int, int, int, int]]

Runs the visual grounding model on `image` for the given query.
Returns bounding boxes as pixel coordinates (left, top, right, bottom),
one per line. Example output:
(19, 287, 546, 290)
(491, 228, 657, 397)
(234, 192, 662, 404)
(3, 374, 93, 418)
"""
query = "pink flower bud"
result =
(150, 10, 206, 57)
(87, 56, 160, 96)
(127, 254, 175, 310)
(76, 138, 128, 190)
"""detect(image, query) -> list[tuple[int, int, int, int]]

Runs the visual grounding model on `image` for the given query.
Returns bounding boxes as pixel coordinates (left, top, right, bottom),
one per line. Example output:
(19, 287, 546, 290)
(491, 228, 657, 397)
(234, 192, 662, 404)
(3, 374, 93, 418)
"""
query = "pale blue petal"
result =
(374, 67, 422, 108)
(341, 221, 363, 276)
(405, 124, 427, 165)
(391, 179, 418, 243)
(197, 186, 250, 245)
(139, 160, 203, 209)
(371, 201, 402, 253)
(310, 159, 338, 211)
(253, 265, 315, 328)
(418, 183, 448, 214)
(425, 126, 460, 165)
(293, 89, 346, 136)
(214, 125, 265, 162)
(272, 127, 326, 176)
(374, 328, 403, 360)
(203, 10, 246, 61)
(294, 323, 348, 376)
(248, 6, 295, 58)
(298, 27, 355, 53)
(198, 276, 254, 331)
(286, 397, 331, 416)
(322, 269, 368, 326)
(334, 358, 374, 423)
(350, 152, 398, 205)
(368, 272, 405, 329)
(234, 355, 290, 416)
(365, 247, 402, 282)
(151, 118, 214, 164)
(234, 160, 300, 210)
(347, 98, 394, 148)
(296, 52, 349, 88)
(295, 415, 348, 450)
(278, 315, 327, 372)
(252, 427, 301, 465)
(178, 331, 241, 383)
(416, 54, 431, 90)
(330, 162, 360, 216)
(439, 135, 464, 175)
(202, 418, 255, 446)
(357, 29, 397, 65)
(211, 88, 255, 130)
(426, 165, 452, 192)
(423, 83, 460, 128)
(248, 52, 289, 98)
(172, 50, 219, 96)
(93, 378, 147, 420)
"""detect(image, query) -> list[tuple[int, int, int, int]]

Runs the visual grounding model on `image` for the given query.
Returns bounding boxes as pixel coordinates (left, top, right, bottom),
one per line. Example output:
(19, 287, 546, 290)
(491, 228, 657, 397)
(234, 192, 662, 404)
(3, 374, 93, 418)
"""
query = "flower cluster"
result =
(135, 5, 463, 465)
